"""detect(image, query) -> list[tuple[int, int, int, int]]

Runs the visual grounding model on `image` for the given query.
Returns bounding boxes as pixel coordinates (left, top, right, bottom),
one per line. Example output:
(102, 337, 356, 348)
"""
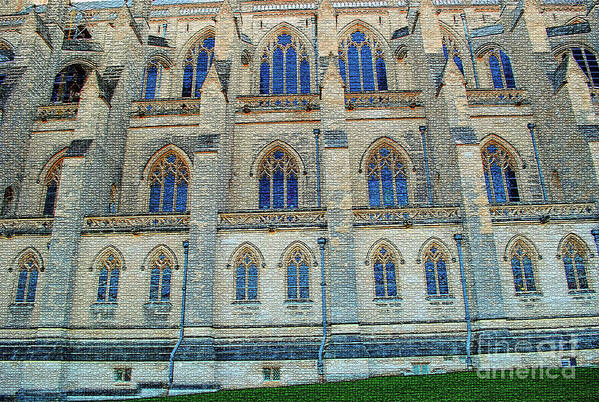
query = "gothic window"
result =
(148, 249, 173, 302)
(0, 43, 14, 62)
(148, 151, 189, 213)
(182, 35, 214, 98)
(442, 35, 464, 75)
(142, 60, 164, 100)
(481, 141, 519, 203)
(423, 244, 449, 296)
(509, 240, 537, 293)
(235, 248, 259, 301)
(339, 30, 388, 92)
(43, 158, 63, 217)
(487, 49, 516, 89)
(561, 237, 589, 291)
(51, 64, 87, 104)
(15, 252, 40, 303)
(259, 33, 311, 95)
(366, 142, 409, 207)
(569, 47, 599, 88)
(2, 186, 13, 216)
(96, 249, 121, 303)
(285, 247, 310, 300)
(258, 146, 299, 209)
(372, 244, 398, 297)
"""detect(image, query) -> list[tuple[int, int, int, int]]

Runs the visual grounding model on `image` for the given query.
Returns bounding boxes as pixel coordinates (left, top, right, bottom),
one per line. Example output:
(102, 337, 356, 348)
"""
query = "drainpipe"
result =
(419, 126, 433, 205)
(460, 13, 479, 89)
(314, 129, 322, 208)
(528, 123, 547, 202)
(168, 240, 189, 395)
(312, 15, 319, 90)
(454, 234, 472, 369)
(317, 237, 327, 378)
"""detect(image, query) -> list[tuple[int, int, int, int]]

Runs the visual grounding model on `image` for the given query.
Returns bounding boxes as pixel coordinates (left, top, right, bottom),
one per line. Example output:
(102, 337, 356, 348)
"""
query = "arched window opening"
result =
(142, 60, 164, 100)
(182, 36, 215, 98)
(51, 64, 88, 104)
(235, 248, 259, 301)
(258, 146, 299, 209)
(148, 151, 189, 213)
(424, 244, 449, 296)
(2, 186, 13, 216)
(509, 240, 536, 293)
(96, 249, 121, 303)
(372, 244, 397, 297)
(64, 8, 92, 40)
(561, 238, 589, 291)
(0, 43, 14, 62)
(487, 49, 515, 89)
(15, 252, 40, 303)
(339, 30, 387, 92)
(442, 35, 464, 75)
(569, 47, 599, 88)
(43, 158, 63, 217)
(259, 33, 311, 95)
(148, 249, 173, 302)
(285, 247, 310, 300)
(481, 141, 519, 203)
(366, 142, 409, 207)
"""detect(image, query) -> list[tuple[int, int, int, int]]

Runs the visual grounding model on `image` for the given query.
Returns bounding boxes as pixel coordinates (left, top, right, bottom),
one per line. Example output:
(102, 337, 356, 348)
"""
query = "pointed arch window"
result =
(509, 240, 537, 292)
(235, 248, 259, 301)
(259, 33, 311, 95)
(43, 157, 63, 217)
(15, 252, 40, 304)
(424, 244, 449, 296)
(569, 47, 599, 88)
(339, 30, 387, 92)
(286, 247, 310, 300)
(561, 238, 589, 291)
(487, 49, 516, 89)
(366, 143, 409, 207)
(51, 64, 87, 104)
(0, 43, 14, 63)
(148, 151, 190, 213)
(258, 146, 299, 209)
(96, 249, 121, 303)
(142, 60, 164, 100)
(442, 35, 464, 75)
(481, 142, 519, 203)
(148, 249, 173, 302)
(372, 244, 398, 297)
(182, 36, 215, 98)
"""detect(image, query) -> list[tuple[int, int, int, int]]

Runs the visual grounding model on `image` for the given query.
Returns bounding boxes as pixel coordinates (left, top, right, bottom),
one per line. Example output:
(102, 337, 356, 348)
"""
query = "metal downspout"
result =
(419, 126, 433, 205)
(528, 123, 548, 202)
(314, 129, 322, 208)
(454, 234, 473, 368)
(168, 240, 189, 394)
(317, 237, 327, 378)
(461, 13, 479, 88)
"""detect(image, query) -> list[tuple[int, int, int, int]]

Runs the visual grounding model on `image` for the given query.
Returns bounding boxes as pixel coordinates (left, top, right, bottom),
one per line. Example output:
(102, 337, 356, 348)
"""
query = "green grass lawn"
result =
(143, 367, 599, 401)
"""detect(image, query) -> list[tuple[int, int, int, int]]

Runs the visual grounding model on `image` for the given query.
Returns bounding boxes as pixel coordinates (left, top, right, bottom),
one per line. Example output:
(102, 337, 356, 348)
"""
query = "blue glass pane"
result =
(511, 257, 524, 292)
(453, 56, 464, 75)
(376, 58, 388, 91)
(299, 262, 309, 299)
(248, 264, 258, 300)
(176, 182, 188, 212)
(522, 256, 535, 291)
(437, 259, 448, 295)
(162, 173, 175, 212)
(287, 172, 298, 209)
(442, 44, 448, 59)
(385, 261, 397, 297)
(97, 268, 108, 302)
(484, 171, 493, 203)
(161, 268, 171, 301)
(273, 48, 284, 94)
(563, 256, 577, 290)
(361, 45, 375, 91)
(584, 49, 599, 87)
(348, 45, 361, 92)
(108, 269, 119, 302)
(338, 54, 347, 85)
(300, 59, 310, 94)
(368, 175, 381, 207)
(44, 183, 57, 216)
(204, 37, 215, 49)
(144, 65, 158, 100)
(260, 62, 270, 94)
(25, 269, 38, 303)
(490, 162, 506, 203)
(572, 48, 589, 78)
(287, 263, 297, 299)
(286, 47, 297, 94)
(505, 167, 519, 202)
(149, 182, 161, 212)
(396, 175, 408, 206)
(272, 168, 284, 209)
(195, 51, 208, 97)
(182, 64, 193, 97)
(16, 269, 27, 303)
(374, 261, 385, 297)
(381, 166, 394, 206)
(149, 268, 160, 300)
(500, 50, 516, 88)
(259, 174, 270, 209)
(425, 260, 437, 295)
(278, 34, 291, 46)
(236, 265, 245, 300)
(575, 255, 588, 289)
(351, 31, 366, 43)
(489, 55, 504, 89)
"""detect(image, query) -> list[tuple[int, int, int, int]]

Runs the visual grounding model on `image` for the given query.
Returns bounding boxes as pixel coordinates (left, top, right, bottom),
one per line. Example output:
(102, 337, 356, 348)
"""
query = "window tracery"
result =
(51, 64, 87, 104)
(148, 151, 189, 213)
(339, 30, 388, 92)
(96, 249, 121, 303)
(481, 141, 519, 203)
(258, 146, 299, 209)
(423, 244, 449, 296)
(509, 240, 537, 293)
(372, 244, 398, 297)
(235, 248, 259, 301)
(487, 49, 516, 89)
(15, 252, 40, 304)
(568, 47, 599, 88)
(561, 237, 589, 291)
(442, 35, 464, 75)
(259, 33, 311, 95)
(285, 247, 310, 300)
(148, 249, 173, 302)
(142, 60, 164, 100)
(44, 158, 63, 217)
(366, 142, 408, 207)
(182, 35, 215, 98)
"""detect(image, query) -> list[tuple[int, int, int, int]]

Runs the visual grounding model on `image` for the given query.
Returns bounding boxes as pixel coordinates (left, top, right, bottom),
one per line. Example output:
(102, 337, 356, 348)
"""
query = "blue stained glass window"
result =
(272, 168, 284, 208)
(442, 37, 464, 75)
(149, 268, 160, 300)
(424, 245, 450, 296)
(437, 259, 448, 294)
(300, 59, 310, 94)
(512, 256, 524, 291)
(26, 269, 38, 303)
(97, 268, 108, 302)
(373, 245, 398, 297)
(273, 48, 284, 94)
(299, 262, 309, 299)
(489, 55, 504, 89)
(248, 264, 258, 300)
(161, 268, 171, 300)
(16, 269, 27, 303)
(505, 167, 519, 202)
(482, 142, 519, 203)
(584, 49, 599, 87)
(108, 268, 119, 302)
(259, 174, 270, 209)
(261, 33, 309, 94)
(484, 171, 493, 203)
(148, 151, 189, 213)
(575, 255, 588, 289)
(348, 45, 361, 92)
(278, 34, 292, 46)
(442, 43, 449, 59)
(490, 162, 506, 203)
(374, 261, 385, 297)
(367, 144, 409, 207)
(522, 256, 535, 291)
(195, 51, 209, 97)
(376, 58, 388, 90)
(563, 256, 576, 290)
(51, 64, 87, 104)
(144, 64, 158, 100)
(425, 260, 437, 295)
(287, 263, 297, 299)
(236, 265, 246, 300)
(368, 175, 381, 207)
(258, 147, 299, 209)
(286, 47, 297, 94)
(453, 55, 464, 75)
(260, 62, 270, 94)
(44, 182, 58, 216)
(396, 173, 408, 206)
(149, 182, 161, 212)
(176, 182, 188, 212)
(385, 261, 397, 296)
(287, 172, 298, 208)
(381, 166, 394, 206)
(181, 36, 214, 97)
(500, 50, 515, 88)
(182, 64, 193, 97)
(339, 52, 347, 84)
(162, 173, 175, 212)
(361, 45, 375, 91)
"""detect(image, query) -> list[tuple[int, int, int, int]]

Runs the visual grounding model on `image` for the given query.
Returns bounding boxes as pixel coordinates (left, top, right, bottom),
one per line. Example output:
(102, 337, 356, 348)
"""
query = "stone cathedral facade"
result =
(1, 0, 599, 397)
